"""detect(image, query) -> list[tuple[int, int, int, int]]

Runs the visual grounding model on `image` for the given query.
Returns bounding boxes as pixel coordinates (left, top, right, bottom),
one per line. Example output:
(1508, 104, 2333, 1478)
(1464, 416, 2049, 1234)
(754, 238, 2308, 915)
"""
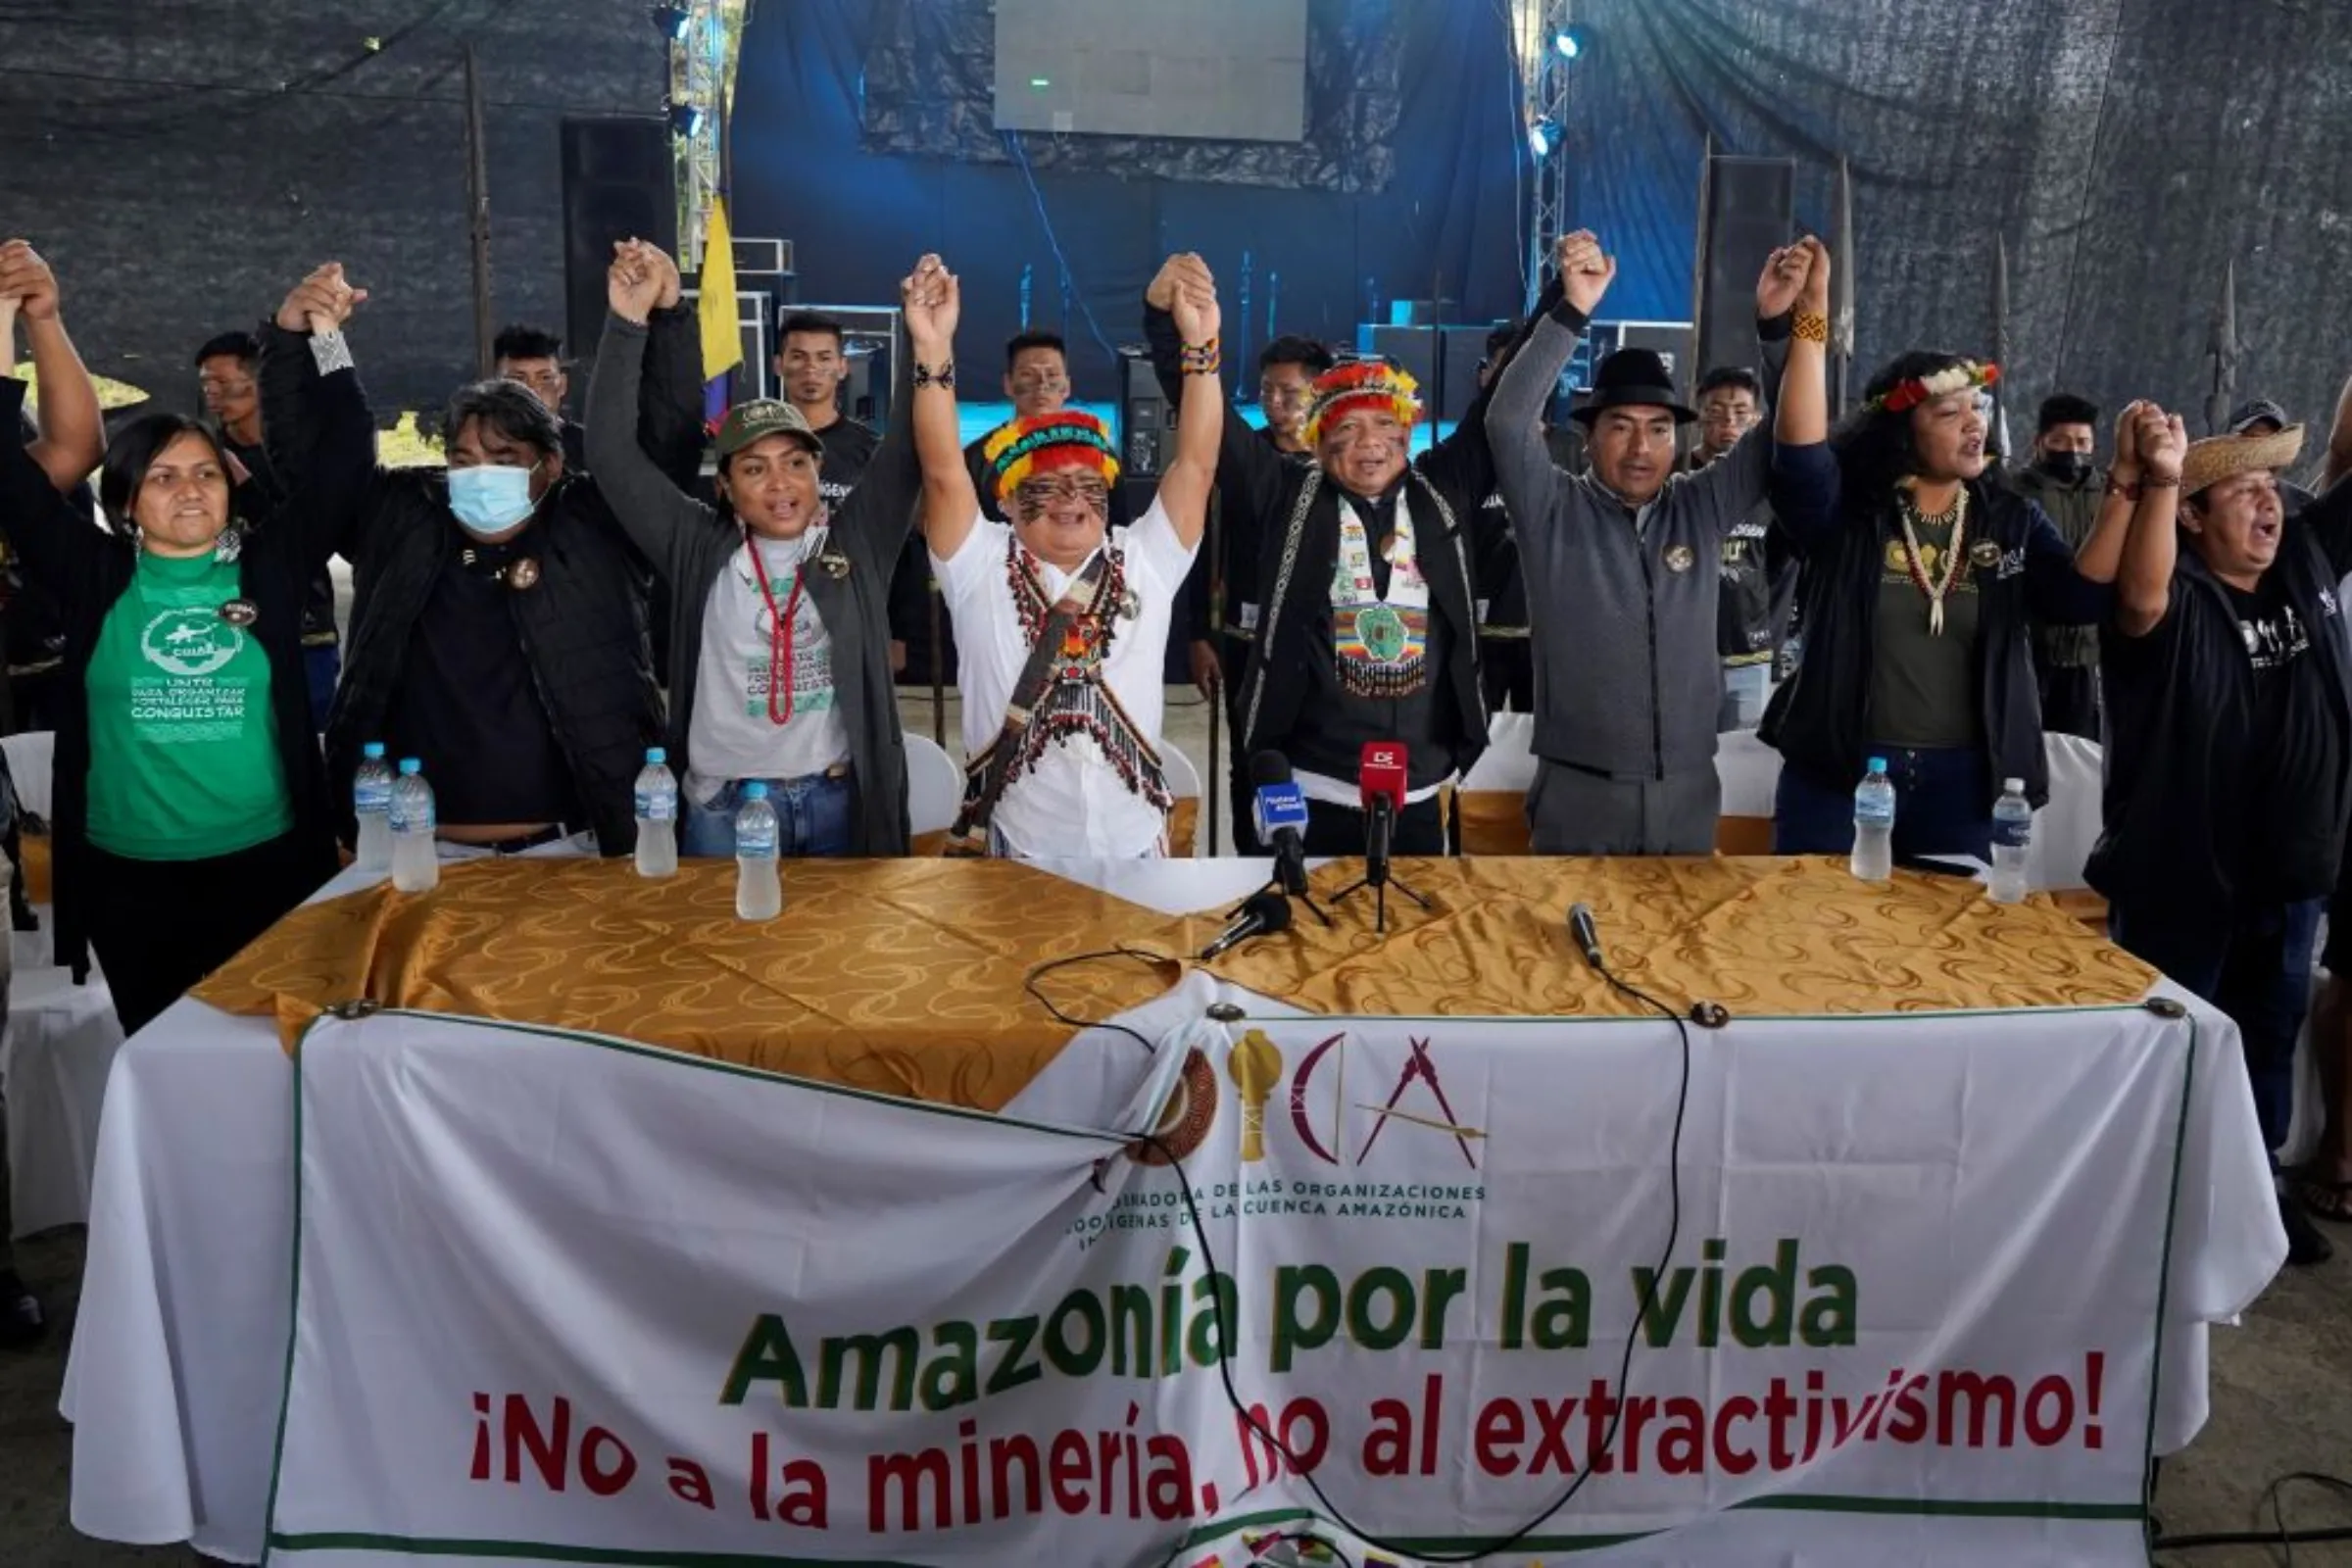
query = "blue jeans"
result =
(305, 644, 341, 734)
(681, 771, 854, 858)
(2109, 897, 2321, 1159)
(1773, 747, 1993, 861)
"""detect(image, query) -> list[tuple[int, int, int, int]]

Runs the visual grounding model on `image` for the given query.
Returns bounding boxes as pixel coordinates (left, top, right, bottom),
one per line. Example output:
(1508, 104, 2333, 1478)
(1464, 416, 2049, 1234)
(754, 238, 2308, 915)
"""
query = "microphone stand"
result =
(1332, 796, 1430, 933)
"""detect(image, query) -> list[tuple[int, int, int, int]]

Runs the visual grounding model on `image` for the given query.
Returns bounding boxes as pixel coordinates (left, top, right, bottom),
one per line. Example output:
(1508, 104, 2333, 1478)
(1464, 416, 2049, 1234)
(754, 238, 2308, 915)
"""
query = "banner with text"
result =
(265, 1004, 2194, 1566)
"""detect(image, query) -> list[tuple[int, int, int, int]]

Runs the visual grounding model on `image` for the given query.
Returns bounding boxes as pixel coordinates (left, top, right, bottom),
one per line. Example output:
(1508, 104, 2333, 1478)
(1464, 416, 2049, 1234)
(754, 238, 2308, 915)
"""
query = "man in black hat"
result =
(1487, 231, 1809, 854)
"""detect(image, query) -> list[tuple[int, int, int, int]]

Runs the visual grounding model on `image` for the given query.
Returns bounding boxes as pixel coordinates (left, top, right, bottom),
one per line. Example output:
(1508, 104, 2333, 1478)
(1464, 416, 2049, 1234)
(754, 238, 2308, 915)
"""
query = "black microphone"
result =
(1200, 889, 1294, 961)
(1359, 742, 1407, 891)
(1249, 750, 1312, 899)
(1568, 902, 1604, 970)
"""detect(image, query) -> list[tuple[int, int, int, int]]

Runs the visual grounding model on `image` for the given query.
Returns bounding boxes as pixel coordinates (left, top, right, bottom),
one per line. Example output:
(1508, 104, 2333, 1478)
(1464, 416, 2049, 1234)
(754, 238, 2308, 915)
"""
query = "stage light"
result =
(1528, 116, 1559, 159)
(650, 3, 690, 40)
(1554, 27, 1584, 60)
(667, 100, 706, 138)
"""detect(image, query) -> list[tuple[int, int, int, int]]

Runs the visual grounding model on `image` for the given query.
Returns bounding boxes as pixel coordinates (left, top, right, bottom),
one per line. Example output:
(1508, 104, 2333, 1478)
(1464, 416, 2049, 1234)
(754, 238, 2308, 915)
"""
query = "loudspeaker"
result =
(1693, 156, 1795, 388)
(561, 118, 676, 368)
(1118, 348, 1171, 478)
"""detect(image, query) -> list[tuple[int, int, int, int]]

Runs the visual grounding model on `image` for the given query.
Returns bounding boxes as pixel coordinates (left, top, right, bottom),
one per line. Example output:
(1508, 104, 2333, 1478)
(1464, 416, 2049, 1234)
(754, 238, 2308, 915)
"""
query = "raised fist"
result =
(901, 254, 960, 349)
(1149, 252, 1213, 314)
(1554, 230, 1616, 318)
(2138, 406, 2186, 484)
(275, 263, 368, 334)
(1171, 263, 1221, 349)
(0, 241, 60, 322)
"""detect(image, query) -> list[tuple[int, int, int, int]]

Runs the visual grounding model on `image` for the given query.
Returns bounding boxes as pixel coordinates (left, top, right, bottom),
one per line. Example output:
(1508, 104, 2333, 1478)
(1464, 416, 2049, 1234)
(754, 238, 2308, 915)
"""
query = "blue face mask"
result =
(447, 463, 539, 536)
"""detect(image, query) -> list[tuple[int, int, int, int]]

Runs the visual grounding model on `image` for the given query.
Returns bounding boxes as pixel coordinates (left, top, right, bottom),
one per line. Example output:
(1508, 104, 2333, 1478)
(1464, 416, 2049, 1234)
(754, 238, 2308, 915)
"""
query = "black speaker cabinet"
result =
(1119, 348, 1172, 479)
(561, 118, 677, 368)
(1693, 156, 1795, 386)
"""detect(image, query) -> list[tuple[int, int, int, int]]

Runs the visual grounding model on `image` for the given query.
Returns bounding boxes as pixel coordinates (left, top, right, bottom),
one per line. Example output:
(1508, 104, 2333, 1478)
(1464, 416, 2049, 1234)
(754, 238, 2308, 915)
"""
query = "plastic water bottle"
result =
(354, 742, 394, 872)
(1988, 777, 2033, 905)
(734, 781, 782, 920)
(633, 747, 679, 879)
(388, 758, 440, 894)
(1851, 757, 1894, 883)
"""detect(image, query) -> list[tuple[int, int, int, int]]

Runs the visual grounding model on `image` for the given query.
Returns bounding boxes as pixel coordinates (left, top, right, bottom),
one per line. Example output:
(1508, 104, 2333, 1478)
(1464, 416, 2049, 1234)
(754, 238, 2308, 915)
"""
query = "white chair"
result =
(903, 735, 962, 840)
(1159, 742, 1202, 858)
(1, 730, 54, 821)
(2030, 733, 2104, 892)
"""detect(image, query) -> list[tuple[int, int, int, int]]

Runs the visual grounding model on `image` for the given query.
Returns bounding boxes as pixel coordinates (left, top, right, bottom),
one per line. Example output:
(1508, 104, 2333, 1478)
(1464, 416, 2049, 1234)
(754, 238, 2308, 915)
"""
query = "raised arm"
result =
(2069, 401, 2155, 584)
(1154, 260, 1224, 551)
(627, 243, 710, 491)
(904, 257, 978, 564)
(1, 242, 103, 490)
(1145, 257, 1286, 531)
(2112, 409, 2186, 637)
(1488, 235, 1607, 541)
(0, 378, 110, 588)
(588, 245, 724, 581)
(260, 262, 378, 566)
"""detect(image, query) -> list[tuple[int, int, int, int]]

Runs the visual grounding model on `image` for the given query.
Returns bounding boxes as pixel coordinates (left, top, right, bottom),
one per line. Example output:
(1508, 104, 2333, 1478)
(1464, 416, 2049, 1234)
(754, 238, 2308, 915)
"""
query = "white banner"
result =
(265, 1004, 2196, 1567)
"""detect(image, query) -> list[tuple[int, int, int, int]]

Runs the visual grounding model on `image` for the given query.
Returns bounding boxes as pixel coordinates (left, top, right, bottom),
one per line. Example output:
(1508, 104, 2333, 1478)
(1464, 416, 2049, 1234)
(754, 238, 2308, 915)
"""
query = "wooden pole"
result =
(1832, 155, 1854, 419)
(464, 43, 494, 377)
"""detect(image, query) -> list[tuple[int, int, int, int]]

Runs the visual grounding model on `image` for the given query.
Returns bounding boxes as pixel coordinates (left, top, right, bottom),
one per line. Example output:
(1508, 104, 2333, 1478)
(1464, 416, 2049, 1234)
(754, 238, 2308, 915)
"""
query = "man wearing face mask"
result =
(2002, 394, 2104, 738)
(258, 252, 700, 856)
(1148, 259, 1527, 854)
(1487, 230, 1802, 855)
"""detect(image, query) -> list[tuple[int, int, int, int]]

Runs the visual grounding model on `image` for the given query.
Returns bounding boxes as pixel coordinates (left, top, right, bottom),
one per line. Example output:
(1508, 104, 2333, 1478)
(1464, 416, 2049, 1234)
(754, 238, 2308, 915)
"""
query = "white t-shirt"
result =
(686, 530, 853, 803)
(933, 500, 1197, 858)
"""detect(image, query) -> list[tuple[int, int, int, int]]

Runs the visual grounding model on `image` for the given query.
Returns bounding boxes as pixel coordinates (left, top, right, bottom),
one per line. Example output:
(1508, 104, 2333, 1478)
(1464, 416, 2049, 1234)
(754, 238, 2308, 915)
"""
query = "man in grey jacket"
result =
(1489, 230, 1815, 854)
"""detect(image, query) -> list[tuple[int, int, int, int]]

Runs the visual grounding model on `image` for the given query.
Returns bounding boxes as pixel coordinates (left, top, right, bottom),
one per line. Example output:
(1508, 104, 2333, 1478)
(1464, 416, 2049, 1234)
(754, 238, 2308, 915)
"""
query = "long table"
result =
(61, 858, 2284, 1565)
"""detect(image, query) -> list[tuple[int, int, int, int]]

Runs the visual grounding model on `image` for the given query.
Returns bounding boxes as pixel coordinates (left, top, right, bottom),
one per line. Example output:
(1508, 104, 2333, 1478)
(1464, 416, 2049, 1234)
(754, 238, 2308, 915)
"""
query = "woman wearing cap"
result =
(587, 244, 962, 858)
(0, 250, 337, 1036)
(1762, 242, 2128, 859)
(2083, 412, 2352, 1265)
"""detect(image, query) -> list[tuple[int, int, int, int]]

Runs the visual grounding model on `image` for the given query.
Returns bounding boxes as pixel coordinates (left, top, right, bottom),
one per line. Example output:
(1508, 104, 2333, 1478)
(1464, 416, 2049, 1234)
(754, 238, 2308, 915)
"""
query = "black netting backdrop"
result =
(858, 0, 1403, 194)
(1574, 0, 2352, 443)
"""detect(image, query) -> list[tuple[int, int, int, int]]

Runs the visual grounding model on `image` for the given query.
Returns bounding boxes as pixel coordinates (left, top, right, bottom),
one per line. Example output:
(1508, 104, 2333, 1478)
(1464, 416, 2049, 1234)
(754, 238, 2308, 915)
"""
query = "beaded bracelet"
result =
(1180, 338, 1222, 376)
(1791, 311, 1830, 345)
(912, 359, 956, 390)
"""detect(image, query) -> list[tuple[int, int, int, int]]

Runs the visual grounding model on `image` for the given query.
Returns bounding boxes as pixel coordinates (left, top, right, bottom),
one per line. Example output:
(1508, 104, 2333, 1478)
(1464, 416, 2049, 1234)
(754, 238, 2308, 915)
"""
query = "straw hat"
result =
(2179, 423, 2304, 499)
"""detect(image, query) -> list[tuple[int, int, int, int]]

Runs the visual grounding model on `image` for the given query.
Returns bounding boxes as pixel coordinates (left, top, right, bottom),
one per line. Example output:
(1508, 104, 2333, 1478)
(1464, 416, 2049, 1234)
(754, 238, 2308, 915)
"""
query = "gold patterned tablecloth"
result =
(1191, 856, 2154, 1019)
(196, 858, 1185, 1111)
(195, 856, 2156, 1111)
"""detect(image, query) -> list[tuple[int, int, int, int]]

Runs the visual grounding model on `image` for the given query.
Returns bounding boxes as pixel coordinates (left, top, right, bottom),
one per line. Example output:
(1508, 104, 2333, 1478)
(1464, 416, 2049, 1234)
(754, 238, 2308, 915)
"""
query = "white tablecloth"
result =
(61, 861, 2284, 1563)
(4, 902, 126, 1239)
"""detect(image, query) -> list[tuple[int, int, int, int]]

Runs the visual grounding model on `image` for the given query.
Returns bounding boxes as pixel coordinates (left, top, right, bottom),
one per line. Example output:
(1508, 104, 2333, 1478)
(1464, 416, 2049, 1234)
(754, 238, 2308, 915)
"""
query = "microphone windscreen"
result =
(1249, 889, 1294, 933)
(1249, 750, 1294, 787)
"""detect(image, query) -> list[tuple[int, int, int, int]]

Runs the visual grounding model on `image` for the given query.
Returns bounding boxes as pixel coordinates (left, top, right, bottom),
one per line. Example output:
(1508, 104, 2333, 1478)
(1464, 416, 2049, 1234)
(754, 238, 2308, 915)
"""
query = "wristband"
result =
(912, 359, 956, 391)
(2103, 467, 2141, 502)
(309, 329, 355, 376)
(2141, 472, 2181, 491)
(1792, 310, 1829, 345)
(1180, 337, 1221, 376)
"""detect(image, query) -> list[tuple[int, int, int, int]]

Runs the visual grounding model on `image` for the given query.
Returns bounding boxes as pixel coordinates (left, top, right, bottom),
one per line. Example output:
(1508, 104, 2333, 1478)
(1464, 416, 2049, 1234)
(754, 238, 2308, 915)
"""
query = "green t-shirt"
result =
(1868, 512, 1984, 751)
(85, 551, 294, 859)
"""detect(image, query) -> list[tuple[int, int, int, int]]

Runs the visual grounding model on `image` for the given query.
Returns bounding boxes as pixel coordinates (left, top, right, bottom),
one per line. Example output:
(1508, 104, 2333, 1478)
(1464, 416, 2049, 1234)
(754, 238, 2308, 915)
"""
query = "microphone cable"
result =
(1133, 918, 1697, 1563)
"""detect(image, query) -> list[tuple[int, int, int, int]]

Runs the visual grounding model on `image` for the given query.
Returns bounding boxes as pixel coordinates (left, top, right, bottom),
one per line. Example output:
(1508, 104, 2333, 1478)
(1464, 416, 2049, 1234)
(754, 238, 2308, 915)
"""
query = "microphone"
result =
(1568, 903, 1604, 970)
(1200, 888, 1294, 961)
(1358, 742, 1408, 889)
(1249, 750, 1312, 899)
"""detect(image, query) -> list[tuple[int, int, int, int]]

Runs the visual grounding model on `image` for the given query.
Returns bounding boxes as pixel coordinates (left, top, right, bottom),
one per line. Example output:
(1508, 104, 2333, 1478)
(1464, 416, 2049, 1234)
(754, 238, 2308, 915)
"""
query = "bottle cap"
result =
(647, 747, 667, 765)
(399, 758, 422, 775)
(1866, 756, 1887, 773)
(742, 781, 769, 800)
(363, 741, 386, 760)
(2002, 777, 2025, 793)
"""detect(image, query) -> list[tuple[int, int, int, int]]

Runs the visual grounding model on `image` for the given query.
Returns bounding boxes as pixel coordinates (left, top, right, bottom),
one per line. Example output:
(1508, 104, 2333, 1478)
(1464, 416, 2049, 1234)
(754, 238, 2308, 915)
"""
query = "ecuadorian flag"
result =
(698, 197, 744, 427)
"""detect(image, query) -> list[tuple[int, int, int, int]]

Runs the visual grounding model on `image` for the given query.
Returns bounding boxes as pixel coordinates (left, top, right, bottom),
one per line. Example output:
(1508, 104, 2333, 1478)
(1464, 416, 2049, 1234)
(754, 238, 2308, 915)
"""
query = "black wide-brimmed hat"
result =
(1571, 347, 1697, 426)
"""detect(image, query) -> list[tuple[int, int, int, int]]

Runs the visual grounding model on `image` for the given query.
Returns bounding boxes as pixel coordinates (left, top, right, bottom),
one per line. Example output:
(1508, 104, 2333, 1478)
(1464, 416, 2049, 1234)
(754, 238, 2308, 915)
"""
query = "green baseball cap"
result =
(713, 399, 822, 461)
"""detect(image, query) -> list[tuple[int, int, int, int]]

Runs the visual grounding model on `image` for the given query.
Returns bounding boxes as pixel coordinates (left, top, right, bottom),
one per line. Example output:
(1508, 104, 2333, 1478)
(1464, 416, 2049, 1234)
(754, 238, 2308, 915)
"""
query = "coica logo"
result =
(1236, 1030, 1485, 1170)
(142, 608, 243, 678)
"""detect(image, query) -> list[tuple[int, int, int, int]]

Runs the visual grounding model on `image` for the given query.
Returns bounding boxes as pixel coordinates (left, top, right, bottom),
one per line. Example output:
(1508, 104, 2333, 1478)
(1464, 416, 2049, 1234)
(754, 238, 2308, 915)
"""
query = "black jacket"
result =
(1762, 445, 2109, 808)
(0, 380, 340, 981)
(1143, 302, 1518, 781)
(2087, 490, 2352, 918)
(259, 312, 703, 852)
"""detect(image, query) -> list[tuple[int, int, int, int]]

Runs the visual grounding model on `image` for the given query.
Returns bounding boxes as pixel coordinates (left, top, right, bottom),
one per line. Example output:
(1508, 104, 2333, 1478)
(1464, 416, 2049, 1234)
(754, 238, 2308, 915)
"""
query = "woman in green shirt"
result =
(0, 393, 339, 1035)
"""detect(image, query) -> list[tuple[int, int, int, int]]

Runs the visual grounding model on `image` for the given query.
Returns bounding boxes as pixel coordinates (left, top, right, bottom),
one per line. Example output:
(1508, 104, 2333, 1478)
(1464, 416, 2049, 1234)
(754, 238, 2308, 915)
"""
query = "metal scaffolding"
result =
(666, 0, 748, 269)
(1516, 0, 1578, 312)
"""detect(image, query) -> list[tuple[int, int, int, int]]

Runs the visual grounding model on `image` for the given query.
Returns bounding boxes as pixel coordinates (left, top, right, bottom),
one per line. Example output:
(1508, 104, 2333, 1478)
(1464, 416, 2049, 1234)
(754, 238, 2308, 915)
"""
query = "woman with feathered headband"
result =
(1762, 242, 2131, 861)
